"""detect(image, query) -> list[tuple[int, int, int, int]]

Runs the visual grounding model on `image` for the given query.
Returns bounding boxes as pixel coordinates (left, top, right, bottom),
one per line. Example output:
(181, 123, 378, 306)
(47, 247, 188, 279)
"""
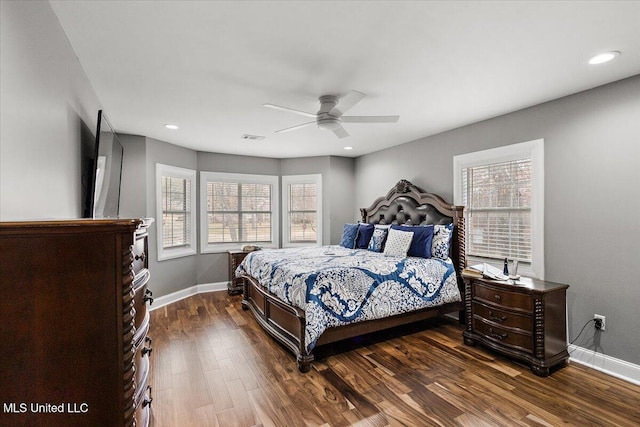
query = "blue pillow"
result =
(355, 223, 374, 249)
(390, 224, 434, 258)
(339, 223, 359, 248)
(432, 223, 454, 259)
(367, 225, 389, 252)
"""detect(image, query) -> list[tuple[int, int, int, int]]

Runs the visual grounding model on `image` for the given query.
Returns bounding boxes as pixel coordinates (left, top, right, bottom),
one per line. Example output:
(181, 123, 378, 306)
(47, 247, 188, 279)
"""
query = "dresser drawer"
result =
(133, 270, 152, 329)
(132, 237, 147, 275)
(134, 375, 152, 427)
(134, 335, 152, 393)
(473, 302, 533, 332)
(134, 399, 151, 427)
(473, 317, 533, 353)
(474, 282, 532, 312)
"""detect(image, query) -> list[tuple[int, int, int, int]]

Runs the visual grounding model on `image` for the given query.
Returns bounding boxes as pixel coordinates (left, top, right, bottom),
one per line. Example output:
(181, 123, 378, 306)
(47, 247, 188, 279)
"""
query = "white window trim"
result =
(453, 139, 544, 279)
(155, 163, 197, 261)
(282, 174, 323, 248)
(200, 172, 279, 253)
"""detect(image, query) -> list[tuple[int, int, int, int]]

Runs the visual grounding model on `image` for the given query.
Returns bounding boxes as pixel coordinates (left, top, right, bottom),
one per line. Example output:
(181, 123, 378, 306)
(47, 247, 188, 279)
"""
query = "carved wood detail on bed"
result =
(240, 179, 465, 372)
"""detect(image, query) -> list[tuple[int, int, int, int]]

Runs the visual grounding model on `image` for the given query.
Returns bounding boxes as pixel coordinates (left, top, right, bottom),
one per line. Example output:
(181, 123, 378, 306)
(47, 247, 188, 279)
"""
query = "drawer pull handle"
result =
(135, 252, 146, 262)
(144, 289, 154, 305)
(489, 311, 507, 322)
(143, 386, 153, 408)
(494, 294, 502, 301)
(488, 328, 508, 341)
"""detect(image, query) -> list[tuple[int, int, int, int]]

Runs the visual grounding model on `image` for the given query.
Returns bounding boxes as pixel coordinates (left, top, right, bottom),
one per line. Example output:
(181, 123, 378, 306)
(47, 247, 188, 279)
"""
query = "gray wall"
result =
(328, 156, 357, 244)
(144, 137, 199, 297)
(0, 0, 101, 220)
(118, 134, 147, 218)
(355, 75, 640, 365)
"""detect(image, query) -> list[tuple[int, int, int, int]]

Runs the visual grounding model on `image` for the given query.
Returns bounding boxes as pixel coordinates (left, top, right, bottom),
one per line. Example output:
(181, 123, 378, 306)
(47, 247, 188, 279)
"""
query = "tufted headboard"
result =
(360, 179, 466, 279)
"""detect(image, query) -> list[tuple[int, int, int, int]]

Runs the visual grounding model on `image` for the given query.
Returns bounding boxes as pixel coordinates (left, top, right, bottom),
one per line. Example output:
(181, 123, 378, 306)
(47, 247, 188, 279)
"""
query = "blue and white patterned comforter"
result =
(235, 246, 461, 352)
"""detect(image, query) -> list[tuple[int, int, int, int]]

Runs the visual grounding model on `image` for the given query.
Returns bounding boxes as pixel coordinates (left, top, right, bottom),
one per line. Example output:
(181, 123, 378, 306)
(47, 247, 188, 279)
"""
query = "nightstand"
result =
(462, 275, 569, 377)
(228, 250, 250, 295)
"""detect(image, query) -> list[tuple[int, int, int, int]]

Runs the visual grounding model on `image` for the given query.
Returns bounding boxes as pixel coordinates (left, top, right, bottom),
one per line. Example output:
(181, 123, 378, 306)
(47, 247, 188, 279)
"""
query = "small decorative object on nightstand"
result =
(228, 250, 250, 295)
(462, 274, 569, 377)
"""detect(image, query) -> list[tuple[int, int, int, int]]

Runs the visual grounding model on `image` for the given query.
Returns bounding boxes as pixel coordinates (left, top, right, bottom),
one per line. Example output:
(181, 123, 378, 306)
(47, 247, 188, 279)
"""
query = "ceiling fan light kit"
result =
(264, 90, 399, 139)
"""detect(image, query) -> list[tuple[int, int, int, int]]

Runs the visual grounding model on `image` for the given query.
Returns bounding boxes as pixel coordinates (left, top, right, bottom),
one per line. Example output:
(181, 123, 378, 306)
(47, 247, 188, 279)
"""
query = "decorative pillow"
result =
(383, 228, 414, 257)
(339, 223, 359, 248)
(432, 223, 454, 259)
(390, 224, 434, 258)
(367, 226, 389, 252)
(355, 223, 375, 249)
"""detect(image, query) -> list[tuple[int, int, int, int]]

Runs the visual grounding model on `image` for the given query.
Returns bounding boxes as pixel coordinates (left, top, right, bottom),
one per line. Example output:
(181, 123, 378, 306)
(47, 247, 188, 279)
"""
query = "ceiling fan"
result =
(263, 90, 399, 139)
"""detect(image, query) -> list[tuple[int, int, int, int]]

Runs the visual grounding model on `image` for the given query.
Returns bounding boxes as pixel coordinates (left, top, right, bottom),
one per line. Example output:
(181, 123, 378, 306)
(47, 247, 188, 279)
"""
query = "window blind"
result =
(462, 158, 532, 261)
(288, 183, 318, 243)
(161, 176, 191, 249)
(206, 182, 272, 243)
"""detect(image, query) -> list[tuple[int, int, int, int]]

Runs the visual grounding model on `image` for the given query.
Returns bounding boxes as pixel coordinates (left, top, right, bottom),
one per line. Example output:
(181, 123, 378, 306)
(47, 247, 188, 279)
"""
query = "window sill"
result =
(200, 242, 278, 254)
(158, 246, 197, 261)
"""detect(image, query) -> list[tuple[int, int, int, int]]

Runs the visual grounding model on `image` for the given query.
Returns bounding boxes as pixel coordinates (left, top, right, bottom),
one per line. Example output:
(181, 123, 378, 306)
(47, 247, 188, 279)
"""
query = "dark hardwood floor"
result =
(148, 291, 640, 426)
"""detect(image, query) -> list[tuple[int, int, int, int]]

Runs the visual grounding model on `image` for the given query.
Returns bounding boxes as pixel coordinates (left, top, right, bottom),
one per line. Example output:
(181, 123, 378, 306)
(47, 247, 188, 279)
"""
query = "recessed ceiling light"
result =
(344, 146, 353, 150)
(588, 51, 620, 65)
(164, 124, 179, 130)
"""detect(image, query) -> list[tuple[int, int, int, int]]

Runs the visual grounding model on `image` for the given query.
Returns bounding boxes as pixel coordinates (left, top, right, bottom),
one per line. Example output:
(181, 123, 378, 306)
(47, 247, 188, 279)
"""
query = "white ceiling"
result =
(50, 1, 640, 159)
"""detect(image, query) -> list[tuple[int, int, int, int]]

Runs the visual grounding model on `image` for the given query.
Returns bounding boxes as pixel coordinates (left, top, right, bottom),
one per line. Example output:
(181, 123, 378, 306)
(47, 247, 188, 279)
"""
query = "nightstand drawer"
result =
(463, 276, 569, 377)
(474, 283, 532, 312)
(473, 302, 533, 332)
(473, 317, 533, 353)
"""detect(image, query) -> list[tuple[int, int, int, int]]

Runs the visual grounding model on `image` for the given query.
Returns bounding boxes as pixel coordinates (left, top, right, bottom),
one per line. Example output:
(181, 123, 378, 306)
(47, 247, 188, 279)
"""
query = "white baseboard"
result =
(569, 344, 640, 386)
(150, 282, 227, 310)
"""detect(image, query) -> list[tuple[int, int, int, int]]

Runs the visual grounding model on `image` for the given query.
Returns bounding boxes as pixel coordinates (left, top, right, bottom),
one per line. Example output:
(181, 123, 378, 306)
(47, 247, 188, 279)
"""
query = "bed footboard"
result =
(241, 274, 314, 372)
(241, 272, 463, 373)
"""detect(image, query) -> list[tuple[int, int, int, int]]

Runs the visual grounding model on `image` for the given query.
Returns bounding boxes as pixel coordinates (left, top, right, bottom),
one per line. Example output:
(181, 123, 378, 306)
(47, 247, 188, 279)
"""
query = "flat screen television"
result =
(81, 110, 124, 218)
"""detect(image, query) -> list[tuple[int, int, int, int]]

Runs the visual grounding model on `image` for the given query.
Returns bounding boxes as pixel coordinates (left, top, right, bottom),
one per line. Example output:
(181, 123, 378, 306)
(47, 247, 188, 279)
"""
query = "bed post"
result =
(453, 206, 466, 324)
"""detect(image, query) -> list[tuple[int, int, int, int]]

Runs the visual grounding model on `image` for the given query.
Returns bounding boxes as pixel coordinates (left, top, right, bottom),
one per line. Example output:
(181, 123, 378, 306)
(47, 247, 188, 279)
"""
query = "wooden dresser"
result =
(0, 218, 153, 426)
(462, 275, 569, 376)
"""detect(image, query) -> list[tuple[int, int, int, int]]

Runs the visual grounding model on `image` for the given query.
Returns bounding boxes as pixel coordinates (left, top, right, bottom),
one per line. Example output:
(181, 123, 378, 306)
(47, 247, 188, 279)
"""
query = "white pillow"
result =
(383, 228, 414, 257)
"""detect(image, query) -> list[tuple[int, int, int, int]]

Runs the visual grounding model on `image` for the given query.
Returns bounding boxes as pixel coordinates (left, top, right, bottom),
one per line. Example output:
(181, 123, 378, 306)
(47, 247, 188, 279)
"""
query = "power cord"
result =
(568, 318, 597, 354)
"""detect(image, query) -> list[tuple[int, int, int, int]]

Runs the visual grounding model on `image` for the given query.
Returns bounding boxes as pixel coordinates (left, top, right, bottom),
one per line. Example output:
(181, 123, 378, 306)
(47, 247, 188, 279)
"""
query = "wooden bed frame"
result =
(240, 179, 466, 372)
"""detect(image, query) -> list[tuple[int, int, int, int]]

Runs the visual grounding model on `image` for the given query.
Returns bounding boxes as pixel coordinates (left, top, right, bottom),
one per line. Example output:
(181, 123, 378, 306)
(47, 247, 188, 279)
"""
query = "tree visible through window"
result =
(206, 182, 272, 244)
(161, 176, 191, 248)
(282, 174, 322, 247)
(462, 159, 532, 262)
(288, 183, 317, 243)
(156, 163, 196, 261)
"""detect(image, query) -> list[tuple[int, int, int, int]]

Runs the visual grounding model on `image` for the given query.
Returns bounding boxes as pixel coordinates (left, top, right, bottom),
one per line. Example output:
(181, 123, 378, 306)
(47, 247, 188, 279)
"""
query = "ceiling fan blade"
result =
(329, 90, 366, 116)
(332, 126, 349, 139)
(274, 121, 316, 133)
(263, 103, 317, 118)
(341, 115, 400, 123)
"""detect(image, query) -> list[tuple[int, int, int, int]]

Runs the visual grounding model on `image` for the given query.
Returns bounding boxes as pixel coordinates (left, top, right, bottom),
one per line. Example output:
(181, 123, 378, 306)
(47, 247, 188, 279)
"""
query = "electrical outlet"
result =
(594, 314, 606, 331)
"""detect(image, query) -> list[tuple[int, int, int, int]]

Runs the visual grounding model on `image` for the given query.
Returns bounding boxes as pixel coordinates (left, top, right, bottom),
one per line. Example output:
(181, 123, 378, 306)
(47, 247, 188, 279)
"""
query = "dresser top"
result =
(466, 275, 569, 293)
(0, 218, 144, 235)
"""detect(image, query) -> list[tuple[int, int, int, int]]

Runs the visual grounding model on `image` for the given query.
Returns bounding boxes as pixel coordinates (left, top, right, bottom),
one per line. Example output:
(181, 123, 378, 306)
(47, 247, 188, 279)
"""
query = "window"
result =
(282, 174, 322, 247)
(200, 172, 279, 252)
(156, 164, 197, 261)
(454, 139, 544, 278)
